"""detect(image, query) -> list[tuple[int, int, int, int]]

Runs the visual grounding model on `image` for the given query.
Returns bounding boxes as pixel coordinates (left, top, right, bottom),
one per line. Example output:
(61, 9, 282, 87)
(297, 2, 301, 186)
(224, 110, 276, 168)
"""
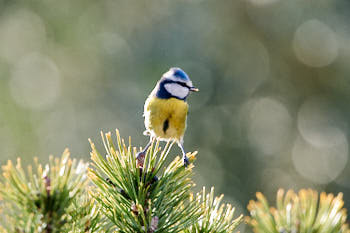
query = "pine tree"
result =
(0, 149, 104, 233)
(2, 129, 348, 233)
(0, 130, 243, 232)
(247, 189, 350, 233)
(88, 130, 243, 233)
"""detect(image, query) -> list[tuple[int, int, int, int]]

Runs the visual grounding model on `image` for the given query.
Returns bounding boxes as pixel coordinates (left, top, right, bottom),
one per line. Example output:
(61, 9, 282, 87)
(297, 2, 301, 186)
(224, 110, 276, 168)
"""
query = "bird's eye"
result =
(174, 81, 189, 88)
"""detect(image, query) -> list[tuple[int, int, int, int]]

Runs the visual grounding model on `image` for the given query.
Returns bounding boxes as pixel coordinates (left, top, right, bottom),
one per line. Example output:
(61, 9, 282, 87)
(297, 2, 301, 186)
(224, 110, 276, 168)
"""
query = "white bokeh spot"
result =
(9, 53, 61, 110)
(298, 96, 346, 148)
(293, 19, 338, 67)
(247, 97, 293, 156)
(0, 8, 46, 64)
(292, 135, 348, 184)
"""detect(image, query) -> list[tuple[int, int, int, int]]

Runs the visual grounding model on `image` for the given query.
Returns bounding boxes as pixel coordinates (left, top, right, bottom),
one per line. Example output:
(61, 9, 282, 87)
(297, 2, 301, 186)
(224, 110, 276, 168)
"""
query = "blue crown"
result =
(172, 68, 189, 81)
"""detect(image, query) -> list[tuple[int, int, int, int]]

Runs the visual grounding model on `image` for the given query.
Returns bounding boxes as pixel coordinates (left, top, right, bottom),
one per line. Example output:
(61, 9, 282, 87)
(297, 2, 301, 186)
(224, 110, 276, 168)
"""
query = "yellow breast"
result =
(144, 96, 188, 141)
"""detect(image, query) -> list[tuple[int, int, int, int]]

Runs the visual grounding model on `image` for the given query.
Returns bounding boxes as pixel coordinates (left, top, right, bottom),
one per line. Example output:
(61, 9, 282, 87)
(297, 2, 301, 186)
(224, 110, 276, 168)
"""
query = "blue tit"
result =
(137, 67, 199, 167)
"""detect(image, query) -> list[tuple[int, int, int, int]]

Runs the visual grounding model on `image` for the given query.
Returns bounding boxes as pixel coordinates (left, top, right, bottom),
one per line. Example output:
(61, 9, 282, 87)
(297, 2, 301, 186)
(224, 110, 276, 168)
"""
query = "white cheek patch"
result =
(164, 83, 189, 99)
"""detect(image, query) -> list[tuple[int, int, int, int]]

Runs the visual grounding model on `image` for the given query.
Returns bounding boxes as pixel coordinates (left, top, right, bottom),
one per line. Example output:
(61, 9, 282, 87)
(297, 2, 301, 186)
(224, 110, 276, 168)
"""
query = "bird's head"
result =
(156, 67, 199, 100)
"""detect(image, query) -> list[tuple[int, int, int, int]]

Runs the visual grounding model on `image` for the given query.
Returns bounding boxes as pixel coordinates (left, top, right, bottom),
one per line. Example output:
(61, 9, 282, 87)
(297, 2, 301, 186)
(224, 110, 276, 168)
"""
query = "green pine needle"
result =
(0, 149, 90, 233)
(69, 189, 112, 233)
(0, 129, 245, 233)
(183, 186, 243, 233)
(247, 189, 350, 233)
(88, 130, 201, 233)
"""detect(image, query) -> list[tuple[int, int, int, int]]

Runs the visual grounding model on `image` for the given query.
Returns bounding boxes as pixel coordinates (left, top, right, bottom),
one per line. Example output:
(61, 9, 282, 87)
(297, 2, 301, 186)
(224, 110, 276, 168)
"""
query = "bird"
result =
(136, 67, 199, 167)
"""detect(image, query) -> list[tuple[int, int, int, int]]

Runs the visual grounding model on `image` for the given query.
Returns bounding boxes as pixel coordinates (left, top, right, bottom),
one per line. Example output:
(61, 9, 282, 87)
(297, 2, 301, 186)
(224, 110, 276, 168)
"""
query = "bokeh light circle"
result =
(0, 8, 46, 64)
(247, 97, 293, 156)
(293, 19, 338, 67)
(297, 96, 346, 148)
(295, 96, 348, 183)
(292, 135, 348, 184)
(9, 53, 61, 110)
(219, 38, 270, 105)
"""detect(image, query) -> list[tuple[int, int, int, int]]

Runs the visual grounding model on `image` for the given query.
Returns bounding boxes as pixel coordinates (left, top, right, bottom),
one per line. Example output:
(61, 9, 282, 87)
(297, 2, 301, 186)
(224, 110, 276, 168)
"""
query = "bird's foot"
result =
(105, 178, 131, 200)
(106, 177, 116, 187)
(183, 155, 190, 167)
(136, 151, 146, 168)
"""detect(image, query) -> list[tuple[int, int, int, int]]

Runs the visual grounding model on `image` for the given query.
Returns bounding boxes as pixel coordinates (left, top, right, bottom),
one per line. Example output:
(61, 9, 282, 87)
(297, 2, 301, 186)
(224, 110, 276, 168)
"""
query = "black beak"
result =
(190, 87, 199, 92)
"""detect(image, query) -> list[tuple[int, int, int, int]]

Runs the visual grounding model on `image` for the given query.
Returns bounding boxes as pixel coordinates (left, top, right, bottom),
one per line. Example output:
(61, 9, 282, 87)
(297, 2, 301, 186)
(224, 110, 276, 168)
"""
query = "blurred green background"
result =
(1, 0, 350, 231)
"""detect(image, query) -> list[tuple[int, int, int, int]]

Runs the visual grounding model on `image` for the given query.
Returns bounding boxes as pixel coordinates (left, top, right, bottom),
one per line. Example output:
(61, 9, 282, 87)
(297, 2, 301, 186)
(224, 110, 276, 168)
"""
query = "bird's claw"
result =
(183, 156, 189, 167)
(136, 151, 146, 168)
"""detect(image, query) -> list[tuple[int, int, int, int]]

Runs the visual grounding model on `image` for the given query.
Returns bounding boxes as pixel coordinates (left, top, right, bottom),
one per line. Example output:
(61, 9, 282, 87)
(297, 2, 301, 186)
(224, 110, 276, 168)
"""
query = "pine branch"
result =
(0, 149, 90, 233)
(88, 130, 201, 233)
(183, 186, 243, 233)
(0, 129, 244, 233)
(247, 189, 350, 233)
(68, 189, 112, 233)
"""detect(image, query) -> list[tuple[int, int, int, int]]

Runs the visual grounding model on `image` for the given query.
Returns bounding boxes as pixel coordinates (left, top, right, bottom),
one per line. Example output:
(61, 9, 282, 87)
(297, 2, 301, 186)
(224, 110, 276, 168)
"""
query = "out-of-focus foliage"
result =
(1, 0, 350, 232)
(69, 192, 111, 233)
(0, 150, 104, 233)
(247, 189, 350, 233)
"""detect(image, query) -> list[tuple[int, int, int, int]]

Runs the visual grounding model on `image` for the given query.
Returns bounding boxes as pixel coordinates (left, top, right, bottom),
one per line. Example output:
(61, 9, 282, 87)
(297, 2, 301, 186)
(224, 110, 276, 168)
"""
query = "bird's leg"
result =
(136, 137, 153, 167)
(177, 141, 189, 167)
(136, 138, 159, 185)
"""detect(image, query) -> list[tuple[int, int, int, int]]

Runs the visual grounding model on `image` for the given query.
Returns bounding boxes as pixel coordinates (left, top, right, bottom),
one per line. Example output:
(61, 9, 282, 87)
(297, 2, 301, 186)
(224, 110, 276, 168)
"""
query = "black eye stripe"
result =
(175, 81, 189, 88)
(162, 79, 190, 89)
